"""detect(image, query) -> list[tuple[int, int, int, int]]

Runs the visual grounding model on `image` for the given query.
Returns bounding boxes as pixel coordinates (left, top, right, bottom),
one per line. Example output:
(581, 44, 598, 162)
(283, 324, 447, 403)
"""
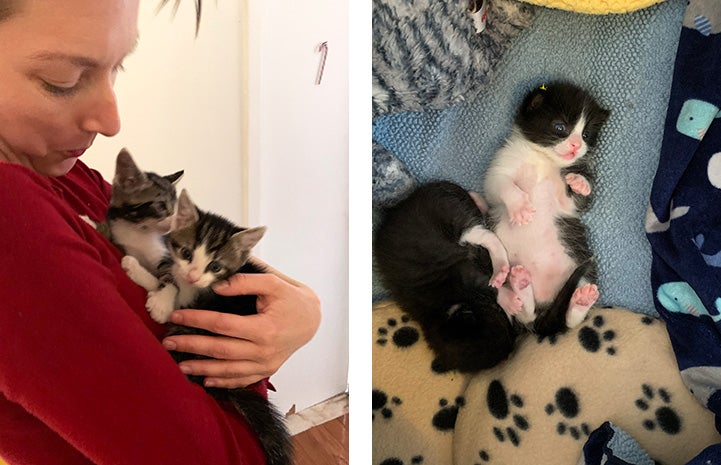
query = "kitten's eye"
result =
(180, 248, 193, 261)
(582, 130, 590, 140)
(208, 261, 223, 274)
(553, 122, 566, 134)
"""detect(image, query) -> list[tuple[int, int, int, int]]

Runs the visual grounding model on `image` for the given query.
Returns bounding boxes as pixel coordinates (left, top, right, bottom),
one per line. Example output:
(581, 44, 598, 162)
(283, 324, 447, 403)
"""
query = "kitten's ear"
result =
(173, 189, 200, 230)
(230, 226, 267, 252)
(114, 148, 148, 190)
(166, 170, 184, 185)
(527, 91, 545, 112)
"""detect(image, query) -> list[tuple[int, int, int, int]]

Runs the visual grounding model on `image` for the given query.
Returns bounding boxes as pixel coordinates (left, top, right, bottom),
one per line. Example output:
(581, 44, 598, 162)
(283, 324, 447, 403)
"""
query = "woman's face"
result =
(0, 0, 139, 176)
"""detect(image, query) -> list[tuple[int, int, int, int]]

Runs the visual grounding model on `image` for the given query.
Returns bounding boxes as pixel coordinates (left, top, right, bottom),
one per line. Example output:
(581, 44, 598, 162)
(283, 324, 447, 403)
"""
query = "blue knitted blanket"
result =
(373, 0, 686, 313)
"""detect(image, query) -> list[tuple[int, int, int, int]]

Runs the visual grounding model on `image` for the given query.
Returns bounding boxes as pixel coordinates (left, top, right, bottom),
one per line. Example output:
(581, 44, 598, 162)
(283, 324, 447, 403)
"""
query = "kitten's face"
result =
(515, 83, 610, 166)
(168, 189, 266, 289)
(109, 149, 183, 233)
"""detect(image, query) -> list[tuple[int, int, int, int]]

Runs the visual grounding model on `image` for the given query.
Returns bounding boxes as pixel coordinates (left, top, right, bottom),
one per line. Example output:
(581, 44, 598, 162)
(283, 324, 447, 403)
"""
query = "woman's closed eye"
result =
(41, 79, 80, 96)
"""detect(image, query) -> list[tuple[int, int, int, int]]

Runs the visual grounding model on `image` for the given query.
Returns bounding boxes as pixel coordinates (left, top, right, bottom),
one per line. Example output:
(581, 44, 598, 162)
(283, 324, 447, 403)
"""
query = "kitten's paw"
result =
(489, 265, 510, 288)
(121, 255, 141, 274)
(509, 265, 531, 292)
(565, 173, 591, 196)
(121, 255, 159, 291)
(146, 286, 177, 323)
(508, 202, 536, 226)
(497, 287, 523, 317)
(566, 284, 599, 327)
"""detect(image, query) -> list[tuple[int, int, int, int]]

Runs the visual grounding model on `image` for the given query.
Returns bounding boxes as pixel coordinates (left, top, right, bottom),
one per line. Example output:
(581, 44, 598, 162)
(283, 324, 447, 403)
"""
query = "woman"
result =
(0, 0, 321, 463)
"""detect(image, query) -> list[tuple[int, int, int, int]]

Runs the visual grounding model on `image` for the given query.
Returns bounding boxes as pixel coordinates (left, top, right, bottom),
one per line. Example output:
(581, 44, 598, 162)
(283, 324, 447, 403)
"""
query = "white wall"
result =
(88, 0, 349, 414)
(245, 0, 350, 413)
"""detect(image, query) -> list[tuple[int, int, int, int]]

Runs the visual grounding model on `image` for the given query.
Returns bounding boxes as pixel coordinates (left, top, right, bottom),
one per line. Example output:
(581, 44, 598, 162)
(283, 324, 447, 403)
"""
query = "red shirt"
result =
(0, 161, 266, 465)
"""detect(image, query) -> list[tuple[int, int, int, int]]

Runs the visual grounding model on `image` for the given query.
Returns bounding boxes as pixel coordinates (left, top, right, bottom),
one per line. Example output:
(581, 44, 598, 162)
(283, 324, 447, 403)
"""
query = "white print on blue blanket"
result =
(656, 281, 721, 323)
(684, 0, 721, 36)
(675, 99, 720, 140)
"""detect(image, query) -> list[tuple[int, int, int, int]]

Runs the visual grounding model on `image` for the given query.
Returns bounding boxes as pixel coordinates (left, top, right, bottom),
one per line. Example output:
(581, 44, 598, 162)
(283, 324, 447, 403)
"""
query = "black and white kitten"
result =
(123, 189, 292, 465)
(483, 82, 610, 335)
(373, 181, 518, 373)
(103, 148, 183, 272)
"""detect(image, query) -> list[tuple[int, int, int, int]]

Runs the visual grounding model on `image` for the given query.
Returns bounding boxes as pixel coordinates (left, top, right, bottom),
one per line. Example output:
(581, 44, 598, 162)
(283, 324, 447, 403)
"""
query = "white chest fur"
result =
(486, 140, 580, 304)
(111, 220, 168, 272)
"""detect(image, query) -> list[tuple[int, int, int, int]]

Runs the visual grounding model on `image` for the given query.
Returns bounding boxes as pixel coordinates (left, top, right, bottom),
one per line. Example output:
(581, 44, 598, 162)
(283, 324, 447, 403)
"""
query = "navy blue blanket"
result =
(645, 0, 721, 463)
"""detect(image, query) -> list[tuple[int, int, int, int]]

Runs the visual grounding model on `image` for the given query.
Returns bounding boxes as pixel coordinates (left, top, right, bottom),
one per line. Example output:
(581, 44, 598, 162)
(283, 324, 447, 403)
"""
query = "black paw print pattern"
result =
(578, 315, 617, 355)
(376, 315, 420, 348)
(640, 315, 656, 325)
(431, 396, 465, 432)
(373, 389, 402, 421)
(536, 333, 559, 345)
(486, 380, 529, 447)
(544, 387, 591, 440)
(475, 449, 491, 464)
(635, 384, 682, 435)
(379, 456, 424, 465)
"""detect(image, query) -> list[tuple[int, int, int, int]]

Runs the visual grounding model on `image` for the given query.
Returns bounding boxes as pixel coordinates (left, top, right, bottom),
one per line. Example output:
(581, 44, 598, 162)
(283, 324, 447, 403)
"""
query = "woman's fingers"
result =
(169, 309, 267, 341)
(163, 333, 261, 361)
(212, 272, 286, 297)
(180, 358, 269, 388)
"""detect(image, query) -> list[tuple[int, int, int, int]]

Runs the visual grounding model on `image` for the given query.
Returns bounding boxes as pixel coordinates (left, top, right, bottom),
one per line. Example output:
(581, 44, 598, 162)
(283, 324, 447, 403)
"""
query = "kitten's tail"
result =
(533, 259, 595, 335)
(227, 388, 293, 465)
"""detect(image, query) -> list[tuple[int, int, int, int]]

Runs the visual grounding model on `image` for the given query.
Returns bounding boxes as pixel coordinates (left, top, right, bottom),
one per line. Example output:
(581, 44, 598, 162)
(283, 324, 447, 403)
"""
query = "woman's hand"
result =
(162, 259, 321, 388)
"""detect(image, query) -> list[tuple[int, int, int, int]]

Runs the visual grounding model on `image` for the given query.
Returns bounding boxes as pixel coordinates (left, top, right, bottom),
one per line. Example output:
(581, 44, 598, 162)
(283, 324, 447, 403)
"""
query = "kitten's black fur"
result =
(373, 181, 518, 373)
(161, 194, 292, 465)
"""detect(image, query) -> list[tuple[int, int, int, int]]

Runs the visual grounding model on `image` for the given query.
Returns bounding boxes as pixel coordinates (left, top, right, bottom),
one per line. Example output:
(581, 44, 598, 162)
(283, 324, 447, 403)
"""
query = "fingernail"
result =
(169, 312, 183, 324)
(204, 379, 217, 387)
(179, 364, 192, 375)
(162, 339, 177, 350)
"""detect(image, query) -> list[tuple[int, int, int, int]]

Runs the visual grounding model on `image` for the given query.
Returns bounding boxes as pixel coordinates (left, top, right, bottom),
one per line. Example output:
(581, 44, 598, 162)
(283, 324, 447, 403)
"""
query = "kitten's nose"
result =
(569, 134, 582, 150)
(187, 270, 201, 284)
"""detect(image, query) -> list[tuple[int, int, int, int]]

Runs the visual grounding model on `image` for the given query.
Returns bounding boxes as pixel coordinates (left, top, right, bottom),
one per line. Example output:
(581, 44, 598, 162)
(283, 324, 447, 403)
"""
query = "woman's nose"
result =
(80, 80, 121, 137)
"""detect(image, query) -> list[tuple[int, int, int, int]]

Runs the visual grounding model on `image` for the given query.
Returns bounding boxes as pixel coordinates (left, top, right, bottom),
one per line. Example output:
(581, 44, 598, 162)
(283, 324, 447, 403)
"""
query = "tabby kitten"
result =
(122, 189, 292, 465)
(103, 148, 183, 272)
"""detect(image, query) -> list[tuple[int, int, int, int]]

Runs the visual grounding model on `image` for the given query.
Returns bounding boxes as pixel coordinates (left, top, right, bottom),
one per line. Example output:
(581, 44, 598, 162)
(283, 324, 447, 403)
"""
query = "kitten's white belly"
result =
(495, 177, 577, 304)
(112, 221, 167, 271)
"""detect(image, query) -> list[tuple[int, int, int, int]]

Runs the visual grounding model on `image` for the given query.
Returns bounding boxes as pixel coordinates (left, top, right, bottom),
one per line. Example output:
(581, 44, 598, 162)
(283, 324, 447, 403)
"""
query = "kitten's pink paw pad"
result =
(571, 284, 599, 307)
(565, 173, 591, 196)
(489, 265, 510, 288)
(509, 203, 536, 225)
(498, 291, 523, 316)
(509, 265, 531, 291)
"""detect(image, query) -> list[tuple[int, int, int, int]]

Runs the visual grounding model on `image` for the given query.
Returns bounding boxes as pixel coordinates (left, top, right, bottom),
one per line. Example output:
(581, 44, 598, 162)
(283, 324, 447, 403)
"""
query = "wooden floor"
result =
(292, 413, 349, 465)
